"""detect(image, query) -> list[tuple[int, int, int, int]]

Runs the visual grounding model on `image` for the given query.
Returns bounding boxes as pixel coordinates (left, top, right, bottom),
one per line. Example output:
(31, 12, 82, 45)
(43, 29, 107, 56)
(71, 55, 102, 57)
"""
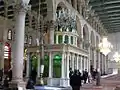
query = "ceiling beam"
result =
(99, 15, 120, 19)
(102, 20, 120, 24)
(100, 17, 120, 21)
(97, 10, 120, 15)
(93, 6, 120, 12)
(89, 0, 120, 6)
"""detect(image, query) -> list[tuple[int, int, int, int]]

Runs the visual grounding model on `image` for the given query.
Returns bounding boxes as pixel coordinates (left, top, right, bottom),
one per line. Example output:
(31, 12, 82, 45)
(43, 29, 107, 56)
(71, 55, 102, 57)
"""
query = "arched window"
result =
(58, 35, 63, 44)
(64, 35, 69, 44)
(7, 29, 12, 40)
(71, 36, 73, 44)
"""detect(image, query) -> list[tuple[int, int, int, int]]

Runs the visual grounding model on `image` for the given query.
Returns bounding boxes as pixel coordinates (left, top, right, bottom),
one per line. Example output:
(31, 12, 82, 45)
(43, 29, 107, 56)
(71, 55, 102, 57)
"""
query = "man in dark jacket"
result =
(70, 69, 82, 90)
(83, 69, 88, 84)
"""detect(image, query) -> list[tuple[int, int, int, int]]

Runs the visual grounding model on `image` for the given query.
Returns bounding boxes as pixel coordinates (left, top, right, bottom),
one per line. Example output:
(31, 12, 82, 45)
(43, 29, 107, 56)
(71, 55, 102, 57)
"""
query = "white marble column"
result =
(26, 52, 30, 78)
(86, 57, 89, 71)
(9, 2, 29, 89)
(80, 56, 82, 72)
(94, 50, 96, 69)
(37, 52, 40, 77)
(72, 53, 75, 71)
(49, 52, 53, 78)
(47, 52, 53, 86)
(82, 56, 84, 70)
(84, 57, 86, 70)
(60, 52, 66, 87)
(61, 52, 65, 78)
(56, 34, 58, 44)
(63, 34, 65, 43)
(66, 52, 70, 86)
(76, 55, 79, 70)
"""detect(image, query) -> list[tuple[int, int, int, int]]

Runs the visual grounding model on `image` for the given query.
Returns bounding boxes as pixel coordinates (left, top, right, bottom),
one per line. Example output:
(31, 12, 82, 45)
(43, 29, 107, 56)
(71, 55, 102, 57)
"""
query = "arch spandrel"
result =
(83, 24, 89, 41)
(76, 16, 82, 36)
(90, 31, 95, 45)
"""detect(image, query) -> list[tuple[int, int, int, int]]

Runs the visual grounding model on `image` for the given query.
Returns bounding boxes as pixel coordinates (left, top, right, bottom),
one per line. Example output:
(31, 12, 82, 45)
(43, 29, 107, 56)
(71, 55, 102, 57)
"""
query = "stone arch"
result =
(83, 24, 89, 41)
(90, 31, 95, 45)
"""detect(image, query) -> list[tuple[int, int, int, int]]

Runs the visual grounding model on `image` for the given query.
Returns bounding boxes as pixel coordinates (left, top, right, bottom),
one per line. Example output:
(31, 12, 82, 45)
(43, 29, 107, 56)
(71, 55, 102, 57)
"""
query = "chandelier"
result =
(56, 8, 76, 31)
(113, 52, 120, 62)
(99, 37, 113, 56)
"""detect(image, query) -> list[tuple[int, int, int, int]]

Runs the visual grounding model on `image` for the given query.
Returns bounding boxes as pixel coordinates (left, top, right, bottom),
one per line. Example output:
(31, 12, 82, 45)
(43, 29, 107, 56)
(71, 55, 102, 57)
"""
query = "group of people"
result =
(69, 68, 99, 90)
(69, 68, 89, 90)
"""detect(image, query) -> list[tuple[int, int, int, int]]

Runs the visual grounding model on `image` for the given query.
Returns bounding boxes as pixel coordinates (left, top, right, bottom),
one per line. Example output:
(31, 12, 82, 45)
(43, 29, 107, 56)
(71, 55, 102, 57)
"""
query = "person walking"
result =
(70, 69, 82, 90)
(83, 69, 88, 84)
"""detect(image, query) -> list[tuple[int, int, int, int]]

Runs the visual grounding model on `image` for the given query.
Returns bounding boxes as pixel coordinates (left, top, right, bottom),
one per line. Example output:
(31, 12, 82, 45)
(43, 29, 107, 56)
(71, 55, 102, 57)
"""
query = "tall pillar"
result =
(94, 50, 96, 69)
(76, 55, 79, 70)
(37, 52, 40, 77)
(79, 55, 82, 72)
(9, 2, 30, 89)
(72, 53, 75, 71)
(49, 52, 53, 78)
(47, 52, 53, 86)
(82, 56, 84, 70)
(66, 52, 70, 86)
(63, 34, 65, 43)
(56, 34, 58, 44)
(60, 52, 66, 86)
(61, 52, 65, 78)
(26, 52, 30, 78)
(84, 57, 86, 70)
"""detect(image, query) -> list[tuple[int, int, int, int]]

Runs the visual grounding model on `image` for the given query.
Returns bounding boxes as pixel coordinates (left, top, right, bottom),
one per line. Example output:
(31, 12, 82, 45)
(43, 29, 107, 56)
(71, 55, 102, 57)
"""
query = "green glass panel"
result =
(64, 35, 69, 44)
(58, 35, 63, 44)
(71, 36, 73, 44)
(53, 54, 62, 78)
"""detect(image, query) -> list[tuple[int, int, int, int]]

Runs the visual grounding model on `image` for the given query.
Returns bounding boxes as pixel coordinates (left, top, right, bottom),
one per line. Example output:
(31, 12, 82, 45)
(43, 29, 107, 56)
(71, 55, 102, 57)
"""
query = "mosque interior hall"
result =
(0, 0, 120, 90)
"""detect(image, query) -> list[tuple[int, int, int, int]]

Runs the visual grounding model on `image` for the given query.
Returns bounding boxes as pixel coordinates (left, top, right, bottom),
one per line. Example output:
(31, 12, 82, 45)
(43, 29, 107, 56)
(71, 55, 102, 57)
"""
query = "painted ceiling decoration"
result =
(88, 0, 120, 33)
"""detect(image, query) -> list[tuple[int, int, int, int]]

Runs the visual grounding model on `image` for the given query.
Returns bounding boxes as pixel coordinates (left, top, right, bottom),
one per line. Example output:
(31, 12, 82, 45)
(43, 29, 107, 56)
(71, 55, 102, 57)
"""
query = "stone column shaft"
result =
(49, 52, 52, 78)
(76, 55, 79, 70)
(26, 53, 30, 77)
(61, 52, 65, 78)
(67, 53, 70, 78)
(37, 53, 40, 77)
(72, 53, 75, 71)
(12, 7, 26, 81)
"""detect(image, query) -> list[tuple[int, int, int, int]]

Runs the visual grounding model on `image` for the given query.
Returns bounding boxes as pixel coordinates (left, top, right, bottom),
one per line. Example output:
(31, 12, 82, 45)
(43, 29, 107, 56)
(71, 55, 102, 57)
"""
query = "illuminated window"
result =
(4, 44, 10, 59)
(58, 35, 63, 44)
(7, 29, 12, 40)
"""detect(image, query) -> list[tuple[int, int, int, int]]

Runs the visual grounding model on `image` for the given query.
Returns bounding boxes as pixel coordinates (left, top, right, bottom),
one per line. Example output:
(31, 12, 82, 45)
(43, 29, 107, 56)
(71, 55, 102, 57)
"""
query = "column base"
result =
(60, 78, 70, 87)
(36, 77, 44, 86)
(47, 78, 70, 87)
(9, 80, 26, 90)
